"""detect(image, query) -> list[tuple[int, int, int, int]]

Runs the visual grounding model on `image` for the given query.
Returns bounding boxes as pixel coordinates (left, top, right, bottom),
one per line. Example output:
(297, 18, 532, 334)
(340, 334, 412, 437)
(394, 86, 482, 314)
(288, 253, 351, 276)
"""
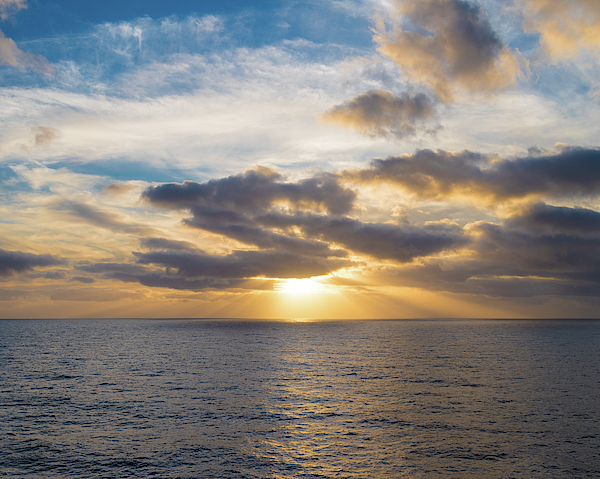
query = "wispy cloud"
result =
(53, 200, 157, 236)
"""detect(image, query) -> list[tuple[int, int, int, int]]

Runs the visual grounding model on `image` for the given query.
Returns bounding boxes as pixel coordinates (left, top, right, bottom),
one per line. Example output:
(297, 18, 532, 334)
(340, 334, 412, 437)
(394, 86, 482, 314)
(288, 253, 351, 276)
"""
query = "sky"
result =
(0, 0, 599, 319)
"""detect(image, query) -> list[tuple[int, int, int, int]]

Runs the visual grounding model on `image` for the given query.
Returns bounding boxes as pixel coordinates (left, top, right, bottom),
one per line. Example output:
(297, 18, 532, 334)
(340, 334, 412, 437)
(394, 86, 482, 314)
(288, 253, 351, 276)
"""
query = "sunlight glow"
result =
(278, 278, 324, 295)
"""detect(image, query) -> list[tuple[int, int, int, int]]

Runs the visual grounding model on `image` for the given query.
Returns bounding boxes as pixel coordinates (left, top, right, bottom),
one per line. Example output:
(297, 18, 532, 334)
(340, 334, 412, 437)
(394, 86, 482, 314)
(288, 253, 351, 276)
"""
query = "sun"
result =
(278, 277, 324, 295)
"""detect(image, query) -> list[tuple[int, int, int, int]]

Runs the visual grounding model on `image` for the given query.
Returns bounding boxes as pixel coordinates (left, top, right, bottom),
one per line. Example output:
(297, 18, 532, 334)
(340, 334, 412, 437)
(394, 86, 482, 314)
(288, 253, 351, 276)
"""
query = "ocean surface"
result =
(1, 319, 599, 478)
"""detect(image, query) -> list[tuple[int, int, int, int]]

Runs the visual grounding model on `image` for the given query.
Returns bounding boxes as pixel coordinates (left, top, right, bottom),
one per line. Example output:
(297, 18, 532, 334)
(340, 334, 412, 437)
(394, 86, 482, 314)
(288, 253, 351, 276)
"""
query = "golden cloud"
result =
(375, 0, 522, 102)
(0, 0, 26, 20)
(320, 89, 437, 139)
(521, 0, 600, 59)
(0, 30, 53, 73)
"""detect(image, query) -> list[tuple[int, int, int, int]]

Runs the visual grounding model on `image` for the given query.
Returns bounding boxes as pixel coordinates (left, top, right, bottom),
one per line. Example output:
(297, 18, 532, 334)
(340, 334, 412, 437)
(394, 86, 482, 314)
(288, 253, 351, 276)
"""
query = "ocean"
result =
(1, 318, 599, 478)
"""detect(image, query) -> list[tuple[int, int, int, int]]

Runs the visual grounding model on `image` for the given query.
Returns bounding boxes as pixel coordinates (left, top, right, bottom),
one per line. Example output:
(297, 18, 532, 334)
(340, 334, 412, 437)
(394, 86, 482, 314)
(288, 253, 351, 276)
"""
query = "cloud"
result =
(102, 183, 136, 195)
(520, 0, 600, 60)
(134, 250, 350, 280)
(507, 203, 600, 233)
(70, 276, 95, 284)
(78, 174, 600, 300)
(320, 89, 438, 139)
(185, 211, 347, 258)
(110, 271, 250, 291)
(470, 220, 600, 272)
(141, 237, 202, 252)
(48, 288, 143, 302)
(31, 126, 61, 147)
(0, 30, 53, 73)
(374, 0, 522, 101)
(380, 202, 600, 298)
(187, 208, 467, 263)
(385, 262, 600, 298)
(347, 147, 600, 202)
(77, 260, 249, 291)
(0, 288, 28, 300)
(0, 0, 52, 75)
(142, 168, 470, 266)
(76, 262, 150, 276)
(143, 166, 357, 215)
(0, 248, 65, 277)
(0, 0, 26, 20)
(54, 200, 156, 236)
(44, 271, 66, 279)
(257, 213, 469, 263)
(75, 248, 350, 292)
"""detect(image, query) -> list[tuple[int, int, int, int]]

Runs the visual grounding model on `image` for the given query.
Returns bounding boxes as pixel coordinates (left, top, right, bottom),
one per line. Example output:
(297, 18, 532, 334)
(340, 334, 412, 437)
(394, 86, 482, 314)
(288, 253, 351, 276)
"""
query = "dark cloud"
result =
(55, 200, 156, 235)
(75, 248, 350, 292)
(71, 170, 366, 292)
(141, 237, 202, 252)
(44, 271, 66, 279)
(507, 203, 600, 233)
(136, 161, 600, 299)
(347, 147, 600, 202)
(0, 249, 65, 277)
(470, 221, 600, 272)
(374, 0, 521, 101)
(314, 218, 468, 262)
(184, 207, 346, 258)
(379, 202, 600, 298)
(111, 271, 274, 292)
(143, 167, 356, 215)
(70, 276, 95, 284)
(76, 262, 150, 276)
(320, 89, 438, 139)
(26, 270, 67, 280)
(111, 271, 248, 291)
(385, 262, 600, 298)
(142, 168, 467, 264)
(134, 250, 351, 280)
(256, 213, 469, 263)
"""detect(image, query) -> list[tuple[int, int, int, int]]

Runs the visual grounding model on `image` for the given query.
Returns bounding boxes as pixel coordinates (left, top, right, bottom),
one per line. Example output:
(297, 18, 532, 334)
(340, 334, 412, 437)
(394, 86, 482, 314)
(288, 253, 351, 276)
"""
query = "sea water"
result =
(1, 319, 599, 478)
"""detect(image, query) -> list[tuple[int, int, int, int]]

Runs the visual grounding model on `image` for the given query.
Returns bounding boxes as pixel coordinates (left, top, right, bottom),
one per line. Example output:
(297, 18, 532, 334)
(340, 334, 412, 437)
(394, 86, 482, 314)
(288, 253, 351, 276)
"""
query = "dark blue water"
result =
(1, 319, 599, 478)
